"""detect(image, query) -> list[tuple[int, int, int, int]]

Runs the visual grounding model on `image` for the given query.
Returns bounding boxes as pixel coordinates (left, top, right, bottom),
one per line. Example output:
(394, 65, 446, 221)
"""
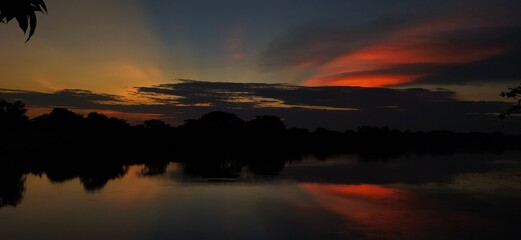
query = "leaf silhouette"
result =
(0, 0, 48, 42)
(16, 15, 28, 33)
(28, 11, 37, 40)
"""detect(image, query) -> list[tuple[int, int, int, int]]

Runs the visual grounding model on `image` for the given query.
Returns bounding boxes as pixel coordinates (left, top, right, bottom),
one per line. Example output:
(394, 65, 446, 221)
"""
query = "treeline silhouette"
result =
(2, 99, 519, 155)
(1, 99, 521, 207)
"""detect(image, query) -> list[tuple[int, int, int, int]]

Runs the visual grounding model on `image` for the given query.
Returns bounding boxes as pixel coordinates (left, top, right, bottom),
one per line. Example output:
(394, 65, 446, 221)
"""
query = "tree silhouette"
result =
(0, 171, 25, 208)
(0, 99, 29, 131)
(196, 111, 243, 129)
(499, 83, 521, 119)
(143, 119, 170, 129)
(248, 115, 286, 132)
(86, 112, 129, 131)
(0, 0, 47, 41)
(32, 108, 84, 131)
(181, 111, 245, 132)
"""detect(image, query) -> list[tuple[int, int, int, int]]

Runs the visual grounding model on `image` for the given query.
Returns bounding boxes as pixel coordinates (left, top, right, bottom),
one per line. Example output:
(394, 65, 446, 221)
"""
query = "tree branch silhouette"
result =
(499, 83, 521, 119)
(0, 0, 47, 42)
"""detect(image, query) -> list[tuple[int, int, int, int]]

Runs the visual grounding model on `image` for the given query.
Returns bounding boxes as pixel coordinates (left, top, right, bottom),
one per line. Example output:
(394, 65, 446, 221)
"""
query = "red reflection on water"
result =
(306, 184, 398, 199)
(300, 183, 487, 239)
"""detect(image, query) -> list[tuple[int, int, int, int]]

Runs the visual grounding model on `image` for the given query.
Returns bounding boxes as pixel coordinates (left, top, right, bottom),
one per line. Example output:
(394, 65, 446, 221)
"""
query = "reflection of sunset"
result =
(300, 183, 484, 239)
(96, 165, 164, 203)
(302, 183, 398, 199)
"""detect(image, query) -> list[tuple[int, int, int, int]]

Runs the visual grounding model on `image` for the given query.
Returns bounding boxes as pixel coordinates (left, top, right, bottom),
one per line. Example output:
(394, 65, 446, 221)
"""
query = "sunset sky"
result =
(1, 0, 520, 132)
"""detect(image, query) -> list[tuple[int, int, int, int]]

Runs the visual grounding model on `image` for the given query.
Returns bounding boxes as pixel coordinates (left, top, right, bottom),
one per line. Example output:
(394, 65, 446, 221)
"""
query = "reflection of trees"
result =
(141, 161, 169, 176)
(179, 153, 297, 178)
(182, 160, 244, 179)
(0, 171, 25, 208)
(248, 160, 286, 176)
(79, 165, 128, 192)
(246, 153, 298, 177)
(44, 162, 128, 192)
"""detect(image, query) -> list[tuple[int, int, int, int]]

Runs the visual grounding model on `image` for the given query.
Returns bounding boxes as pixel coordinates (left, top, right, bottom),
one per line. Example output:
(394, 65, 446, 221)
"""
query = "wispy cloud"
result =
(260, 1, 521, 87)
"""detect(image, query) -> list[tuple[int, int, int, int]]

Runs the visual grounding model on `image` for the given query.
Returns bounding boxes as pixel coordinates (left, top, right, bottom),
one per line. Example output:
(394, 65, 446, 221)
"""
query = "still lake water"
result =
(1, 152, 520, 240)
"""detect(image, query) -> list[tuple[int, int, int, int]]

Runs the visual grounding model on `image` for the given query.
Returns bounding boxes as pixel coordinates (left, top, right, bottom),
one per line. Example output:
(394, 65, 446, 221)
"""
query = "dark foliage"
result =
(32, 108, 85, 132)
(0, 171, 25, 208)
(0, 99, 28, 132)
(143, 119, 170, 129)
(0, 0, 47, 41)
(499, 83, 521, 119)
(1, 99, 519, 157)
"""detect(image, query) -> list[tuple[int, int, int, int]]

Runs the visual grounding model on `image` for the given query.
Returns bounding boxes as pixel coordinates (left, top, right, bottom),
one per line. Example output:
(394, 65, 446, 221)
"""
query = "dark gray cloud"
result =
(136, 79, 458, 110)
(0, 89, 124, 109)
(133, 80, 519, 132)
(1, 80, 520, 132)
(419, 49, 521, 84)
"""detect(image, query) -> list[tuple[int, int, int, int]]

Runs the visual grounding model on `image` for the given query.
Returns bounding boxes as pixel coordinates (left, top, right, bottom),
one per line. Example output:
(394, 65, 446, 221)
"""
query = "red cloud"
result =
(304, 74, 420, 87)
(301, 15, 508, 87)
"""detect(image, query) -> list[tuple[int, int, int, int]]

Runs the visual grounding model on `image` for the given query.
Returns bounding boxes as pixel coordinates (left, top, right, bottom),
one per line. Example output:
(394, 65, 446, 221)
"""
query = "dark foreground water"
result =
(1, 152, 520, 240)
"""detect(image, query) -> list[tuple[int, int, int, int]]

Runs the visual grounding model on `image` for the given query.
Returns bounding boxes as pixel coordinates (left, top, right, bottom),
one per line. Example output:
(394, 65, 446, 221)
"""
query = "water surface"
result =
(1, 152, 520, 239)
